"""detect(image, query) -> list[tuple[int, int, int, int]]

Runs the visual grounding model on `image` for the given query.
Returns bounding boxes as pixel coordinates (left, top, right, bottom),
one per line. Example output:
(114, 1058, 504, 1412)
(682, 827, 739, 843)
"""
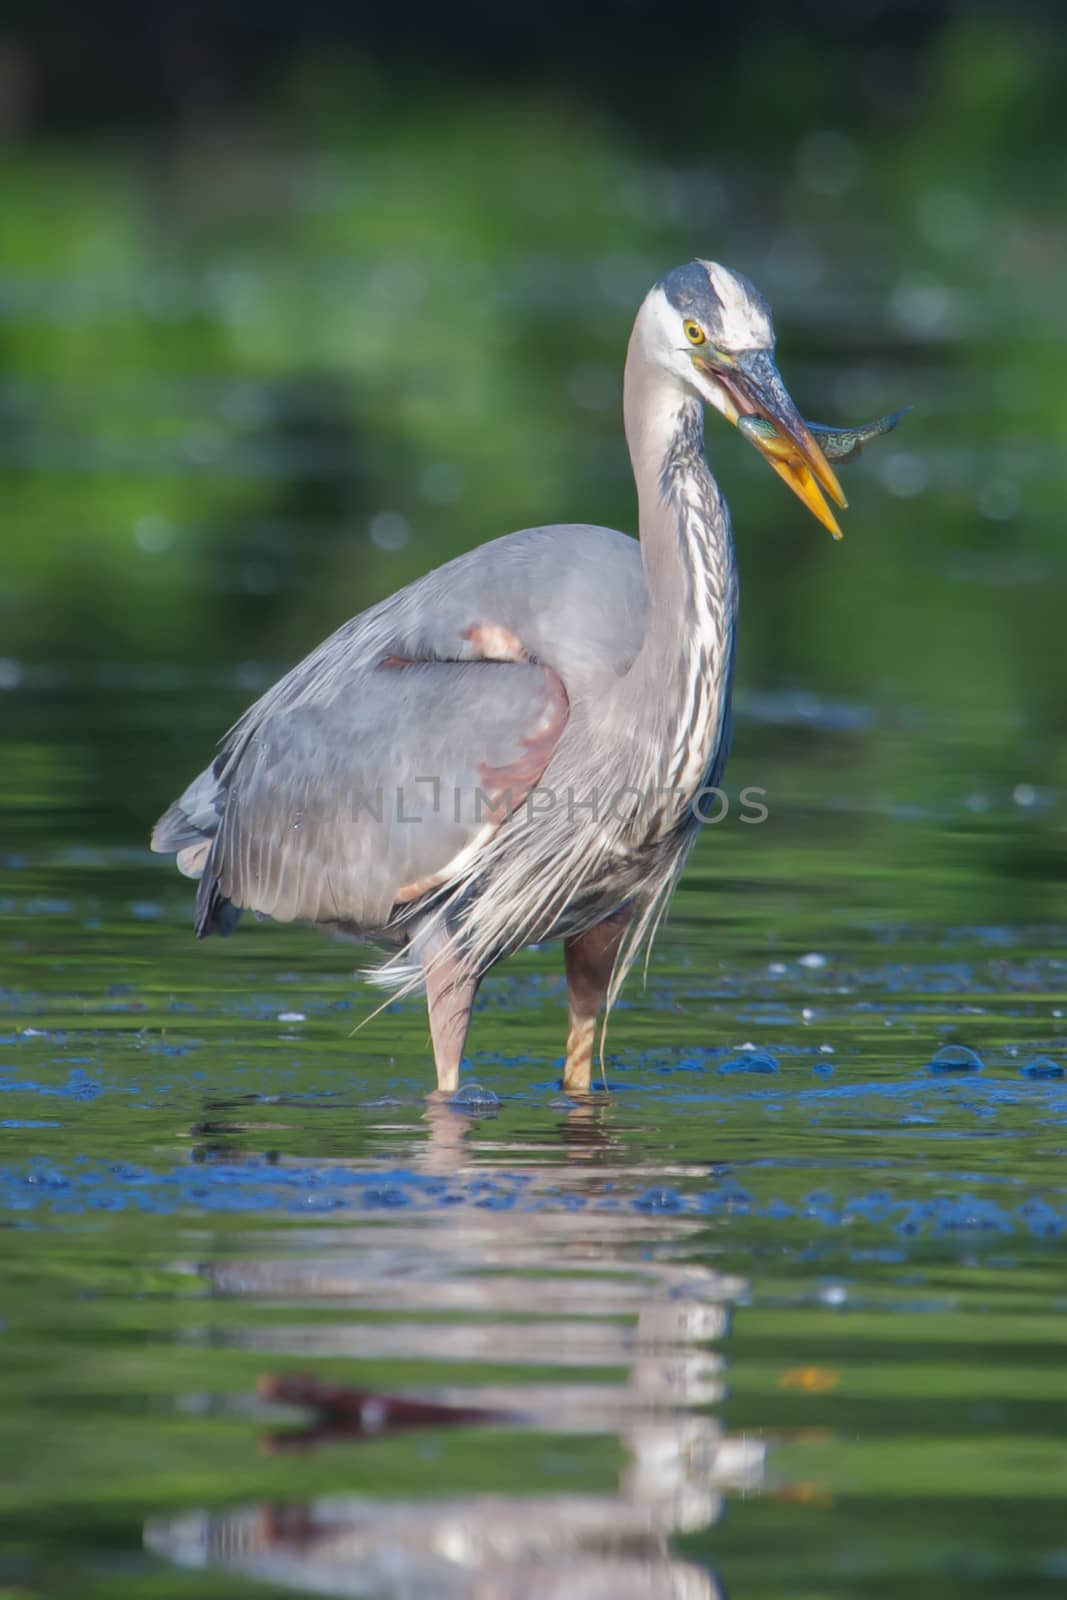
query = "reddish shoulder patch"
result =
(477, 665, 569, 822)
(379, 622, 527, 672)
(463, 623, 527, 662)
(393, 869, 449, 905)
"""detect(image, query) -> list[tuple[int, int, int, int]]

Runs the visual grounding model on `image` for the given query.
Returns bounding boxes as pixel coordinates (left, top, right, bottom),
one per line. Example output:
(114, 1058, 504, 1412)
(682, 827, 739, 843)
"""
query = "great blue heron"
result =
(153, 259, 898, 1095)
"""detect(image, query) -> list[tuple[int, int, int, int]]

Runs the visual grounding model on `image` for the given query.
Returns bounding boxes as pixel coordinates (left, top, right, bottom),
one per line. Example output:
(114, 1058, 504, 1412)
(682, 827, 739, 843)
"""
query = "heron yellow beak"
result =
(696, 348, 848, 539)
(744, 425, 847, 540)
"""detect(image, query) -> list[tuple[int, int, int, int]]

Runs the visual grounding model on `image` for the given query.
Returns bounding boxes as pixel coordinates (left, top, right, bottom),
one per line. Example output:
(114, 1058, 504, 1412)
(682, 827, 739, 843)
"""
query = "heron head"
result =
(646, 259, 847, 538)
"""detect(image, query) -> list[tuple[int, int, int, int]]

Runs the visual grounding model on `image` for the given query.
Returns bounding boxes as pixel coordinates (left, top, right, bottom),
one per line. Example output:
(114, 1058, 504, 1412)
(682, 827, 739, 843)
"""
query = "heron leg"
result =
(562, 910, 630, 1095)
(422, 934, 479, 1095)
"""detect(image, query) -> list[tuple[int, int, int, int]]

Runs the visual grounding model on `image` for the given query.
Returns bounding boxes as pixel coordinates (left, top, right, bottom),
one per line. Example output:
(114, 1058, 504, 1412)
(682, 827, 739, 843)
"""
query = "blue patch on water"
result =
(718, 1052, 778, 1075)
(450, 1083, 502, 1114)
(634, 1186, 686, 1213)
(929, 1044, 984, 1074)
(1021, 1057, 1064, 1079)
(0, 1067, 112, 1100)
(2, 1153, 1060, 1245)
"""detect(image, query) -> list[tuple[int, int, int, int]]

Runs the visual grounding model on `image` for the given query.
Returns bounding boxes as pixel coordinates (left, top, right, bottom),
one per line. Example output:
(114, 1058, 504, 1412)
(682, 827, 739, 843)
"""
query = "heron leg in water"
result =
(422, 930, 481, 1095)
(562, 910, 631, 1094)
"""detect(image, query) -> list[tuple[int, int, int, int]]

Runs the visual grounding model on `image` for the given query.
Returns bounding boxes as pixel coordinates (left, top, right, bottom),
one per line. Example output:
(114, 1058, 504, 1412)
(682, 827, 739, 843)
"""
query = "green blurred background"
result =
(1, 0, 1065, 878)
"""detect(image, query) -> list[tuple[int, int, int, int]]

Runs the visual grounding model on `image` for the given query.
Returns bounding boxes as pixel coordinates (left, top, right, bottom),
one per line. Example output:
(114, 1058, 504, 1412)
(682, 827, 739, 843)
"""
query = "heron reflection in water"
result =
(145, 1100, 764, 1599)
(153, 260, 900, 1092)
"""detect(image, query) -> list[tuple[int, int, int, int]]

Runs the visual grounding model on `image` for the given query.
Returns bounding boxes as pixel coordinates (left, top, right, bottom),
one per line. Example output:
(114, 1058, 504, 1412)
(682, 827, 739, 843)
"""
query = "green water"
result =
(4, 23, 1067, 1592)
(3, 671, 1066, 1598)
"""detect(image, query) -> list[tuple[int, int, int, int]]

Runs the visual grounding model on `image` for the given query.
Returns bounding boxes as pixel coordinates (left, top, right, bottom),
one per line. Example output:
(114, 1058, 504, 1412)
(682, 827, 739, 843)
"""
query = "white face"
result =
(633, 260, 775, 421)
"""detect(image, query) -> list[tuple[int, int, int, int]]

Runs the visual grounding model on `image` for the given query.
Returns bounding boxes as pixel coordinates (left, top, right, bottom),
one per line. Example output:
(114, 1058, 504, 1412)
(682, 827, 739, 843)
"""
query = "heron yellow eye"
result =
(684, 321, 706, 346)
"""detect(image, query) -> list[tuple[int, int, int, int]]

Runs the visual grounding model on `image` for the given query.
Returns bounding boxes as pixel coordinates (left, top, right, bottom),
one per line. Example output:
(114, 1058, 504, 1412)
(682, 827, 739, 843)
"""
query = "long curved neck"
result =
(620, 333, 739, 799)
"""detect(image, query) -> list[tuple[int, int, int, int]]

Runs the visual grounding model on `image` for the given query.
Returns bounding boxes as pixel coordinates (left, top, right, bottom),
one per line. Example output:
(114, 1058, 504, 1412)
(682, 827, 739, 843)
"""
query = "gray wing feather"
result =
(152, 523, 647, 937)
(153, 768, 225, 853)
(199, 661, 562, 932)
(223, 524, 644, 739)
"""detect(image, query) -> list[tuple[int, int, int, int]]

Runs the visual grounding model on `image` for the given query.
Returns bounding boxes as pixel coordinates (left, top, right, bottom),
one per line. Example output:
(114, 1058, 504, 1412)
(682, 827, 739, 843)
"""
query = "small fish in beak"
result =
(736, 406, 910, 539)
(738, 408, 910, 465)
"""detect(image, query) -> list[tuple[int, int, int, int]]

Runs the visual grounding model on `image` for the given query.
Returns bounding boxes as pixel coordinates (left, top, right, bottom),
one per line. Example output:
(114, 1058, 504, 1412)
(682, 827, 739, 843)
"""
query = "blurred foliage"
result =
(0, 8, 1064, 704)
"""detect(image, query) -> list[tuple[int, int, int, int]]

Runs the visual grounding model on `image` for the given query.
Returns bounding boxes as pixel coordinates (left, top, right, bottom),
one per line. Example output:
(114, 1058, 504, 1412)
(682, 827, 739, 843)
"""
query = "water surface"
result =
(3, 671, 1066, 1599)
